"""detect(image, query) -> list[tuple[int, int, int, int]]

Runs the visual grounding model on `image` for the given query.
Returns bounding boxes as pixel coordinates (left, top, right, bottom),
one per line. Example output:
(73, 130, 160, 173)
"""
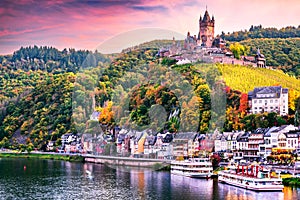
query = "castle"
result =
(160, 8, 266, 68)
(184, 8, 225, 49)
(198, 9, 215, 47)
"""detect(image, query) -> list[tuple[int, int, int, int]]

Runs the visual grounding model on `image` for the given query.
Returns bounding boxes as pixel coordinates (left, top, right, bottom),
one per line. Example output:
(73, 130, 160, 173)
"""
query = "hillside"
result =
(217, 64, 300, 93)
(239, 38, 300, 77)
(0, 72, 76, 149)
(1, 44, 300, 150)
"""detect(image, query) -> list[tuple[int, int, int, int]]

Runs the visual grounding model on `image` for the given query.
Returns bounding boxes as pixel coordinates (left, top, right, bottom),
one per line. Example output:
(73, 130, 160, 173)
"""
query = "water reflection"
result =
(171, 174, 214, 200)
(0, 158, 299, 199)
(218, 181, 285, 200)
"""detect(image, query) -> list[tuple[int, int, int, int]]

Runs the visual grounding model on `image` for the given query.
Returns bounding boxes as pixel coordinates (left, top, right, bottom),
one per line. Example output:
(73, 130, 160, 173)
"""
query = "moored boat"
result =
(218, 165, 284, 192)
(171, 157, 213, 178)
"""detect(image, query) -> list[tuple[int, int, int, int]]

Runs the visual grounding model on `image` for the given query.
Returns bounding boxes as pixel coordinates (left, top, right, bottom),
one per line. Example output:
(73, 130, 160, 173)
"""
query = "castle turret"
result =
(199, 9, 215, 47)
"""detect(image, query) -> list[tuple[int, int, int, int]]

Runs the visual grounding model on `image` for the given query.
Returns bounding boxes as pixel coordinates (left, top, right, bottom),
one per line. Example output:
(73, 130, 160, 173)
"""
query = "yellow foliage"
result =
(217, 64, 300, 111)
(98, 101, 114, 125)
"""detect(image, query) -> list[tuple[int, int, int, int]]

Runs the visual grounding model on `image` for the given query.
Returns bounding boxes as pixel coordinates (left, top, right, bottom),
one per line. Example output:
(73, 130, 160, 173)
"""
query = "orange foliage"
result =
(98, 101, 114, 125)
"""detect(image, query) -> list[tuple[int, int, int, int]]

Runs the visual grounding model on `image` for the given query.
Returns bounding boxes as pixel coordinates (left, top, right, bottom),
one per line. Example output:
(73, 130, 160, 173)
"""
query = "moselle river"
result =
(0, 158, 299, 200)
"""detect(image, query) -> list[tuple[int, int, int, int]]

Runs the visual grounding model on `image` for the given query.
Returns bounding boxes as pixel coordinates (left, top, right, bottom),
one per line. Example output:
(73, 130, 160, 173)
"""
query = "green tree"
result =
(229, 43, 249, 59)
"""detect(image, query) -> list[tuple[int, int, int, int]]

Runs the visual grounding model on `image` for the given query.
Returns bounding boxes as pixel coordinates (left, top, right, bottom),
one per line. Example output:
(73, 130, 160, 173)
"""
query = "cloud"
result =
(131, 5, 167, 12)
(0, 0, 299, 55)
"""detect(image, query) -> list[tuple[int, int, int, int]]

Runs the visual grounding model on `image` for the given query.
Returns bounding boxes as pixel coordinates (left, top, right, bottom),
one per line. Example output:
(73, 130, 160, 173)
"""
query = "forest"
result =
(222, 25, 300, 78)
(0, 46, 109, 73)
(221, 25, 300, 42)
(240, 38, 300, 78)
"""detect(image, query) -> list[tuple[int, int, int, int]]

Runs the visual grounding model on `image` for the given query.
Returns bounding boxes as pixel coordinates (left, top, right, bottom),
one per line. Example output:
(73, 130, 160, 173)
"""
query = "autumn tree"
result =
(229, 42, 249, 59)
(98, 101, 115, 133)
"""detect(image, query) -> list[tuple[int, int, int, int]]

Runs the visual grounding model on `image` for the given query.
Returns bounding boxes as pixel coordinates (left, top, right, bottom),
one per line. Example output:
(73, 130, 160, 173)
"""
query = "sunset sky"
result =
(0, 0, 299, 55)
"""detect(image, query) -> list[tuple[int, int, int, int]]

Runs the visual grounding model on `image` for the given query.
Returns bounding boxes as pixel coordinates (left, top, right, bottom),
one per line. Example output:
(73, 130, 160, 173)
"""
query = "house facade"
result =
(248, 86, 288, 115)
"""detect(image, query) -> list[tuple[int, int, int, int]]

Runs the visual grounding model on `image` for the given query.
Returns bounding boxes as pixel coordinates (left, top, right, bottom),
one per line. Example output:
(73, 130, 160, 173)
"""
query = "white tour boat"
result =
(218, 165, 284, 191)
(171, 157, 213, 178)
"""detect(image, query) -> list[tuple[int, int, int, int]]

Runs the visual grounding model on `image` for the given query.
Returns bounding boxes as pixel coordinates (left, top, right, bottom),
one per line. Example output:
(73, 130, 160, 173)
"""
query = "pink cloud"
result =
(0, 0, 299, 55)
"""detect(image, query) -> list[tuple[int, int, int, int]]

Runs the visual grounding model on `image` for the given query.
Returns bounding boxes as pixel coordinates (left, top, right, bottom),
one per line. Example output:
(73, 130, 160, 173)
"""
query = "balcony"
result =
(248, 140, 264, 144)
(245, 148, 259, 150)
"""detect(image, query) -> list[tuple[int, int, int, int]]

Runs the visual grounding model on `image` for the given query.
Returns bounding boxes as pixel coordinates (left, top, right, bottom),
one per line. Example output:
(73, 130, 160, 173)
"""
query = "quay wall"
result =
(84, 154, 171, 168)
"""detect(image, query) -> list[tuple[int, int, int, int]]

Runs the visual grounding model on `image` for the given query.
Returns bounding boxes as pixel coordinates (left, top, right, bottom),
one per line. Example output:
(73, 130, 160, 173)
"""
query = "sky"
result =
(0, 0, 300, 55)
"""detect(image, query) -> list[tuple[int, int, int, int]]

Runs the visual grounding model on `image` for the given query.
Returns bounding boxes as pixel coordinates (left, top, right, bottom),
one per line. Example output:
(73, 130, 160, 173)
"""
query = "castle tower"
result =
(198, 9, 215, 47)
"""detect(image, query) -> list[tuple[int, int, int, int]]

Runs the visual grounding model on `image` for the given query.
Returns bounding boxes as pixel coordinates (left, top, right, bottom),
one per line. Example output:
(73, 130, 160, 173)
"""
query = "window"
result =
(259, 100, 262, 103)
(275, 99, 278, 103)
(254, 100, 257, 103)
(270, 107, 273, 109)
(270, 100, 273, 103)
(254, 107, 257, 110)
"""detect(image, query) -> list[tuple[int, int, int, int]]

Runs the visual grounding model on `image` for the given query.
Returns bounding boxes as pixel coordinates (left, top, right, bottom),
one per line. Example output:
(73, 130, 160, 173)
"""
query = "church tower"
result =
(198, 9, 215, 47)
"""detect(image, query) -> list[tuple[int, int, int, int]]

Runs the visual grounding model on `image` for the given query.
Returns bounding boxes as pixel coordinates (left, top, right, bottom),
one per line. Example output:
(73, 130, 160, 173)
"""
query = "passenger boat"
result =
(218, 165, 284, 191)
(171, 157, 213, 178)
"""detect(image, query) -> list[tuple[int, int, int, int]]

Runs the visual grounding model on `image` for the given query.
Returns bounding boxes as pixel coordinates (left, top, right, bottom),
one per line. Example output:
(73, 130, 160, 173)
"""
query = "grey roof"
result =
(236, 132, 250, 142)
(174, 132, 196, 140)
(288, 130, 300, 134)
(196, 134, 206, 140)
(264, 126, 279, 137)
(248, 91, 253, 100)
(117, 134, 126, 144)
(272, 125, 289, 133)
(162, 133, 173, 143)
(282, 88, 288, 94)
(145, 136, 157, 146)
(135, 131, 145, 142)
(250, 86, 288, 99)
(284, 132, 298, 138)
(253, 128, 270, 134)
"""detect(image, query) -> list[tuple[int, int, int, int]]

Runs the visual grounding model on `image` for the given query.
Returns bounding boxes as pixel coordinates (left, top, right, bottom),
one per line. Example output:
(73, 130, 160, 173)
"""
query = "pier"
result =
(83, 154, 171, 168)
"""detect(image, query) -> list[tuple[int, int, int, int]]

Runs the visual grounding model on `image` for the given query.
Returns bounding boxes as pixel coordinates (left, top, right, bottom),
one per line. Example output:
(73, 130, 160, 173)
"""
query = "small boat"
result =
(85, 170, 94, 179)
(218, 165, 284, 192)
(171, 157, 213, 178)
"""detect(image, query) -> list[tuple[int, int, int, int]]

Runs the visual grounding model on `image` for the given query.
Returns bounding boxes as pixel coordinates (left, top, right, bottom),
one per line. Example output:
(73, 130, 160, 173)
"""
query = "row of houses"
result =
(80, 129, 213, 160)
(214, 125, 300, 162)
(54, 133, 82, 153)
(57, 124, 300, 163)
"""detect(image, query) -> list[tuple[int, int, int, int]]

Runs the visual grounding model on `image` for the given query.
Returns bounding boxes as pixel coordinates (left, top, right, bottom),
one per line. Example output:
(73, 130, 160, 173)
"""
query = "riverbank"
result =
(0, 152, 84, 162)
(282, 177, 300, 187)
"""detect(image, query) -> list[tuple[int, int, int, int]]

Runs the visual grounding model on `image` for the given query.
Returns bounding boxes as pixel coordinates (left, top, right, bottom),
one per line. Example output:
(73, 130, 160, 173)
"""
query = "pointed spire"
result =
(257, 48, 261, 55)
(203, 10, 211, 22)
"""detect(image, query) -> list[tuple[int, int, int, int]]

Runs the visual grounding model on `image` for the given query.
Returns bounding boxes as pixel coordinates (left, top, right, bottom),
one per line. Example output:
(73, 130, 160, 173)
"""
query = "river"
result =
(0, 158, 299, 199)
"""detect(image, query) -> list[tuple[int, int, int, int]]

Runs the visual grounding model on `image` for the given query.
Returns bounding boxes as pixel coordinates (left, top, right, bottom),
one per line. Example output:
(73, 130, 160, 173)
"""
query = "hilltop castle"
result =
(160, 8, 266, 68)
(185, 9, 225, 49)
